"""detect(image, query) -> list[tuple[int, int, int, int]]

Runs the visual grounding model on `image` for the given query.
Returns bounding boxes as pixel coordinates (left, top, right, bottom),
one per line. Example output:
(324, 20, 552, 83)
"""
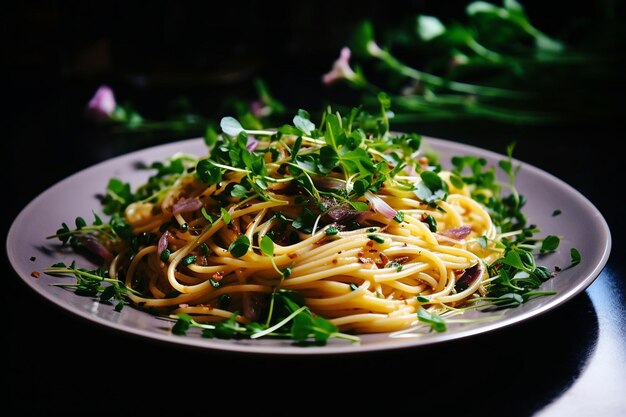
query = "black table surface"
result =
(3, 3, 626, 416)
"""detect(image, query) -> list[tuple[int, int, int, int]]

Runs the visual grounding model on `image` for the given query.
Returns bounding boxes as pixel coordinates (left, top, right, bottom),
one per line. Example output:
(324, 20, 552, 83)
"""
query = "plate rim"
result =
(6, 136, 612, 355)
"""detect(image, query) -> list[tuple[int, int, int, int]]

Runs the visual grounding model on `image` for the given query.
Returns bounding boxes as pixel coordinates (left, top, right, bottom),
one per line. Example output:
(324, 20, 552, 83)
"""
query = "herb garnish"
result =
(45, 99, 580, 344)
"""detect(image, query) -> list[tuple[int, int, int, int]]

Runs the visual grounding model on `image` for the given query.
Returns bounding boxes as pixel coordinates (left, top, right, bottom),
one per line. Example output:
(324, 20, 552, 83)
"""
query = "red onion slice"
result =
(158, 230, 171, 254)
(172, 198, 203, 215)
(77, 234, 113, 263)
(455, 264, 483, 291)
(242, 293, 264, 322)
(356, 211, 374, 223)
(246, 136, 259, 152)
(327, 207, 359, 222)
(364, 191, 397, 220)
(440, 225, 472, 240)
(313, 177, 345, 190)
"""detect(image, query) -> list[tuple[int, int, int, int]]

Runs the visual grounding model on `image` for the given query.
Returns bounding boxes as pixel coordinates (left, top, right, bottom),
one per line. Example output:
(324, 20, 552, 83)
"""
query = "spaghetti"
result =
(47, 107, 559, 342)
(111, 118, 500, 335)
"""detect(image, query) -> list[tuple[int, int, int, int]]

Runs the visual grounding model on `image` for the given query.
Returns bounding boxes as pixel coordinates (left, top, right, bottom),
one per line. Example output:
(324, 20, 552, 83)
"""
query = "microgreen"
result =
(48, 98, 580, 346)
(44, 261, 139, 311)
(570, 248, 582, 267)
(229, 235, 250, 258)
(171, 291, 359, 344)
(250, 291, 359, 343)
(414, 171, 449, 209)
(293, 109, 316, 135)
(47, 212, 130, 257)
(260, 235, 275, 257)
(417, 307, 447, 332)
(540, 235, 560, 253)
(220, 116, 245, 137)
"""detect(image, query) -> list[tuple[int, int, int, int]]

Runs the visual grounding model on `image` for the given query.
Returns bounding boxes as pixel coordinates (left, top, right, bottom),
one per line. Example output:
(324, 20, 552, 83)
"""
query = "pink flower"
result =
(250, 99, 270, 118)
(86, 85, 116, 121)
(322, 47, 357, 85)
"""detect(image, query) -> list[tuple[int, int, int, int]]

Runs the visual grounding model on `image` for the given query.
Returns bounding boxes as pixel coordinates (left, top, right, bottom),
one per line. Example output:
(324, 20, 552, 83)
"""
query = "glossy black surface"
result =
(3, 2, 625, 416)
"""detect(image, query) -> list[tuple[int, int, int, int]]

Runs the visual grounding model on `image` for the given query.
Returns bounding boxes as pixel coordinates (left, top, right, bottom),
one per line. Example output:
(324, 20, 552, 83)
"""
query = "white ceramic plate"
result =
(6, 137, 611, 355)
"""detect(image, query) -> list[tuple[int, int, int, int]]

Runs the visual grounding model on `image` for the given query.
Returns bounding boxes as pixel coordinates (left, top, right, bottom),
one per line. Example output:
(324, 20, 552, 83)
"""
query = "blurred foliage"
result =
(86, 0, 623, 140)
(323, 0, 622, 127)
(87, 79, 288, 141)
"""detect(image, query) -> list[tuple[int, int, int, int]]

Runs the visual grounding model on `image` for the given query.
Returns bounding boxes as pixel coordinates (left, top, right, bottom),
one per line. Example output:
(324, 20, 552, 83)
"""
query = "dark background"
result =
(3, 0, 625, 206)
(3, 1, 625, 416)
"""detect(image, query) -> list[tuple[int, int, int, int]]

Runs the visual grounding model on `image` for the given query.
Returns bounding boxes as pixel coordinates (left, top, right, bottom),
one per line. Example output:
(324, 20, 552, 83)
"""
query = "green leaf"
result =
(220, 208, 231, 225)
(75, 217, 87, 230)
(325, 226, 339, 236)
(201, 207, 213, 223)
(501, 250, 526, 270)
(351, 20, 375, 57)
(92, 212, 103, 226)
(540, 235, 560, 253)
(353, 178, 369, 196)
(377, 92, 391, 110)
(242, 151, 266, 177)
(450, 174, 465, 189)
(293, 207, 316, 233)
(278, 124, 302, 136)
(341, 147, 375, 174)
(293, 112, 315, 136)
(367, 234, 385, 244)
(229, 235, 250, 258)
(99, 285, 116, 302)
(414, 182, 447, 207)
(172, 314, 193, 335)
(324, 113, 344, 149)
(570, 248, 581, 266)
(420, 171, 445, 190)
(417, 307, 446, 332)
(204, 126, 218, 148)
(290, 136, 303, 160)
(220, 116, 244, 137)
(213, 313, 241, 338)
(291, 310, 314, 341)
(295, 174, 320, 201)
(423, 214, 437, 232)
(182, 255, 196, 266)
(496, 293, 524, 306)
(114, 300, 126, 312)
(312, 316, 337, 342)
(103, 178, 133, 215)
(260, 235, 275, 257)
(231, 184, 249, 198)
(350, 201, 369, 211)
(293, 154, 318, 174)
(278, 289, 306, 309)
(466, 1, 500, 16)
(196, 159, 222, 185)
(416, 15, 446, 41)
(319, 146, 339, 170)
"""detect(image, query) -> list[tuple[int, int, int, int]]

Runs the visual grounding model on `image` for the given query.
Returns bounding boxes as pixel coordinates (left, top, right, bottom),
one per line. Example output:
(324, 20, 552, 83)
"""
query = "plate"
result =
(6, 137, 611, 354)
